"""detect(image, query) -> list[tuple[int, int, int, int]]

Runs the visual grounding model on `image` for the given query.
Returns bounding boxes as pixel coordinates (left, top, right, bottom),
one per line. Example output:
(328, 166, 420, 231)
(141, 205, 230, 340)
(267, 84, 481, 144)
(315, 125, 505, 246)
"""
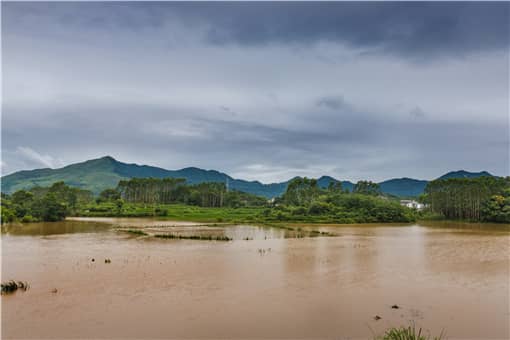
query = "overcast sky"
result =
(2, 2, 509, 183)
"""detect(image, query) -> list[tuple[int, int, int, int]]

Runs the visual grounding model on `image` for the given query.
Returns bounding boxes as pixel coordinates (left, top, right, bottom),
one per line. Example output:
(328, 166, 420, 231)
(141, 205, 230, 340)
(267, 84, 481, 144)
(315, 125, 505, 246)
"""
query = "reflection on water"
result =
(417, 220, 510, 232)
(1, 220, 110, 236)
(2, 217, 509, 339)
(2, 217, 339, 240)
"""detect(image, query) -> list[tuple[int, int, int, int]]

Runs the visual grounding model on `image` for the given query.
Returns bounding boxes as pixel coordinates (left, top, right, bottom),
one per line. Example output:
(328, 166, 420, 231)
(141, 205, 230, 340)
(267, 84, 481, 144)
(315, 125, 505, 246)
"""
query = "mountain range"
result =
(1, 156, 494, 198)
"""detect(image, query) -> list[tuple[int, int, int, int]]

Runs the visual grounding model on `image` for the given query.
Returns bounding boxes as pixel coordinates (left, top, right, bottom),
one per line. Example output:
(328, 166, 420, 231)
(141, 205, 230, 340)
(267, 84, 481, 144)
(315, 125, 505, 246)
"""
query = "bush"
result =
(291, 206, 307, 216)
(308, 202, 332, 215)
(21, 215, 37, 223)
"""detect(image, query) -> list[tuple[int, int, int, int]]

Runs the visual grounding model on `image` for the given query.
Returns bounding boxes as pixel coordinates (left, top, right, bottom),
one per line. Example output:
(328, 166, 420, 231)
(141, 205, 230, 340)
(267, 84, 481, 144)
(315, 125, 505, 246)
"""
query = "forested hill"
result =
(1, 156, 494, 197)
(1, 156, 289, 197)
(438, 170, 493, 179)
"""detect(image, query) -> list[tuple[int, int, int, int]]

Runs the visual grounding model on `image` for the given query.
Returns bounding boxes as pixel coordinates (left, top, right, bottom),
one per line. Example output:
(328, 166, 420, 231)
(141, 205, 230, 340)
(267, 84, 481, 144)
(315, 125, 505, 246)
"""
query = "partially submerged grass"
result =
(309, 229, 334, 236)
(154, 234, 231, 241)
(1, 280, 29, 294)
(261, 223, 335, 238)
(120, 229, 149, 236)
(375, 325, 444, 340)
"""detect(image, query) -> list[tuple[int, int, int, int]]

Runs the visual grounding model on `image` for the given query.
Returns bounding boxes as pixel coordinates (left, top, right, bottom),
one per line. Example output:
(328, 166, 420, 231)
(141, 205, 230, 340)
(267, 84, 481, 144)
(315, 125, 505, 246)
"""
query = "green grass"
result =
(376, 325, 444, 340)
(79, 203, 266, 222)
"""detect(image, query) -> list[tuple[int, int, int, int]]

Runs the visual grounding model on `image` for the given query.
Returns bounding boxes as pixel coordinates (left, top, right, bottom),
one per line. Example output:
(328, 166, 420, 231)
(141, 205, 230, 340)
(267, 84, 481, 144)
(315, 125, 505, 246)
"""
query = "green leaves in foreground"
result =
(376, 325, 444, 340)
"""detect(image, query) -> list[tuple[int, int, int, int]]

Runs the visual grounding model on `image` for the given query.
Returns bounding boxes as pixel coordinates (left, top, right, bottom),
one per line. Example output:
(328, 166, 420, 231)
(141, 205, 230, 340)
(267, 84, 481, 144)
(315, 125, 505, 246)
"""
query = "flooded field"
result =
(2, 218, 509, 339)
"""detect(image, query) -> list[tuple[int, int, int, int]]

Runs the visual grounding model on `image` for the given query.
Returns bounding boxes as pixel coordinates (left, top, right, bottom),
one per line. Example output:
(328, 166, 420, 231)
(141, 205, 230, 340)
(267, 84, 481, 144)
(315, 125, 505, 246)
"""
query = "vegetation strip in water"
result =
(154, 234, 231, 241)
(118, 229, 149, 236)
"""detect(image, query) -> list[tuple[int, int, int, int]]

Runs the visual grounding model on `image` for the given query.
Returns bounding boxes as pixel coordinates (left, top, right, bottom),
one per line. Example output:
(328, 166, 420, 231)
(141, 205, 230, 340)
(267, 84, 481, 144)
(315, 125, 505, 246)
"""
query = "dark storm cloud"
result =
(192, 2, 510, 57)
(3, 2, 509, 59)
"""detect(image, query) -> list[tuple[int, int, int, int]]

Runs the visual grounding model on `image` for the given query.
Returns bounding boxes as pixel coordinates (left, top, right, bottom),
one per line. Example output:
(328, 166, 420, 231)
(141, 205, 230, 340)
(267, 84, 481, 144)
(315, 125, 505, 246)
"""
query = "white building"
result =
(400, 199, 426, 211)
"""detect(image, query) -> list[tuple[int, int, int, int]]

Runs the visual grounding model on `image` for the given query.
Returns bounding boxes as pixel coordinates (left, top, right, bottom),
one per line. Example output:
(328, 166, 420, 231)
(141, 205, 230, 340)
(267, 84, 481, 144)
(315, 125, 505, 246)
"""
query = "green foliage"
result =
(282, 177, 320, 206)
(30, 193, 67, 222)
(224, 190, 267, 208)
(327, 181, 345, 193)
(97, 188, 121, 203)
(308, 201, 333, 215)
(2, 182, 94, 223)
(481, 190, 510, 223)
(78, 202, 266, 222)
(425, 176, 510, 222)
(1, 194, 16, 224)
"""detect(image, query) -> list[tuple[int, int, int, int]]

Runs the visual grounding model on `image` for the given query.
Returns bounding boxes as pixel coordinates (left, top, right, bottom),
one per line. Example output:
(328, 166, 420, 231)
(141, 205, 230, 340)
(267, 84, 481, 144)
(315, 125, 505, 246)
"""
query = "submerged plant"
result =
(1, 280, 29, 294)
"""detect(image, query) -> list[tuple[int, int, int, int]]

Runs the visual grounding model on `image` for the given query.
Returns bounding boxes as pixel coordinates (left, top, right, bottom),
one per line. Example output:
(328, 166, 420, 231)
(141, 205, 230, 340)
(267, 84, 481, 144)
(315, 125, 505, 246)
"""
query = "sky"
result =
(2, 2, 509, 183)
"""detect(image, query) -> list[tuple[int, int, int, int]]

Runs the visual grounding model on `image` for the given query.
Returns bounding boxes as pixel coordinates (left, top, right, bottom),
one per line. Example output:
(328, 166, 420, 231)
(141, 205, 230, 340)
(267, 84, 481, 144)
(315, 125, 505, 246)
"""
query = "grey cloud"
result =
(3, 2, 509, 60)
(173, 2, 510, 59)
(316, 95, 350, 111)
(3, 91, 507, 182)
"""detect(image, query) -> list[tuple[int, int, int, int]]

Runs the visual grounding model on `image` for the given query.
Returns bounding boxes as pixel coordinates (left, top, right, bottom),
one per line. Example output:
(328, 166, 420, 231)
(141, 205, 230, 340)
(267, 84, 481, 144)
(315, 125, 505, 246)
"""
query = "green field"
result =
(78, 202, 266, 223)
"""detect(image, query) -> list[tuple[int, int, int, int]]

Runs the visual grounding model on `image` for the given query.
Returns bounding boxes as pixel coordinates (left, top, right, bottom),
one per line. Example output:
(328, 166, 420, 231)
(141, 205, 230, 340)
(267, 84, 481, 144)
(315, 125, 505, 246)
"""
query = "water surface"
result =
(2, 218, 509, 338)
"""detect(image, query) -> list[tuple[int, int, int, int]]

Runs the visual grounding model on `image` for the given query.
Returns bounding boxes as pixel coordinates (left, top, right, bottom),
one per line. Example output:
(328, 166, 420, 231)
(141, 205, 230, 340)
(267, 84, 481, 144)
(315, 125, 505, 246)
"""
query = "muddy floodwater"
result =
(2, 218, 509, 339)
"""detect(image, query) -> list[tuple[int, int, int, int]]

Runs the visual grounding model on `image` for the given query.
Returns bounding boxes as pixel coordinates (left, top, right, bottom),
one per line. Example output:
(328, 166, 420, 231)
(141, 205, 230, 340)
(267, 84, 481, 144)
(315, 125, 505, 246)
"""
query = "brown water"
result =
(2, 218, 509, 339)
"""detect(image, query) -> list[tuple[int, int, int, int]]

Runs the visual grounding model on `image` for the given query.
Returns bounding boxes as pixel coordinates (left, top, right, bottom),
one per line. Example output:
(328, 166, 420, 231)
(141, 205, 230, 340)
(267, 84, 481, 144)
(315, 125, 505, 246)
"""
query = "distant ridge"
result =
(1, 156, 495, 197)
(438, 170, 493, 180)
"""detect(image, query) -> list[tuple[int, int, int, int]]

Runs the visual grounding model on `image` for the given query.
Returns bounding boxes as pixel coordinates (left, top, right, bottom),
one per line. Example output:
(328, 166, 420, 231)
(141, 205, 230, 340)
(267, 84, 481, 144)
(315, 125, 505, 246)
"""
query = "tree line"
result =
(424, 176, 510, 222)
(115, 178, 266, 208)
(7, 175, 507, 224)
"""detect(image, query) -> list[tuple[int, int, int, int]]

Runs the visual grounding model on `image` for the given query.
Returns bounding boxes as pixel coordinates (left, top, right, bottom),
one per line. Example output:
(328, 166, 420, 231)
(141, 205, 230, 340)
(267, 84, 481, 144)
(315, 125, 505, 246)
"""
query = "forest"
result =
(424, 176, 510, 222)
(2, 176, 508, 224)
